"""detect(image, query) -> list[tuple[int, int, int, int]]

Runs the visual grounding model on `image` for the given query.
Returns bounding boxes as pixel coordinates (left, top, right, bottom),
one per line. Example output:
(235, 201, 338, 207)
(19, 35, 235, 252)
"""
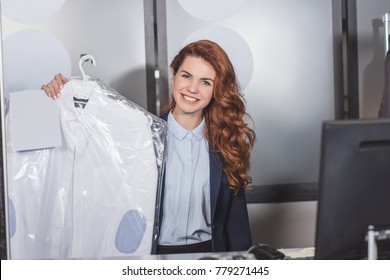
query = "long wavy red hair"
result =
(167, 40, 256, 194)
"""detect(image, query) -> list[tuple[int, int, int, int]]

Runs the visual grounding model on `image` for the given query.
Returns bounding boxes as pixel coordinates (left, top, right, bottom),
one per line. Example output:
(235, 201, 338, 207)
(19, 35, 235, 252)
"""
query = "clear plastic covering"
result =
(6, 77, 166, 259)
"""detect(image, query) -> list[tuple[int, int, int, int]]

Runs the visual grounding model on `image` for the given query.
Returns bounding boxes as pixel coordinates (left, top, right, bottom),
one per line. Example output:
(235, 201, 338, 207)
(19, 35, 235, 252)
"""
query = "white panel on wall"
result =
(178, 0, 247, 21)
(1, 0, 65, 24)
(2, 0, 147, 109)
(44, 0, 147, 108)
(3, 29, 71, 98)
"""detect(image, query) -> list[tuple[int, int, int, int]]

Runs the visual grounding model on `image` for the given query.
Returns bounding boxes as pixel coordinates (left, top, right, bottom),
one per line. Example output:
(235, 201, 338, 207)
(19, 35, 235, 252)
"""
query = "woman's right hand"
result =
(41, 73, 69, 100)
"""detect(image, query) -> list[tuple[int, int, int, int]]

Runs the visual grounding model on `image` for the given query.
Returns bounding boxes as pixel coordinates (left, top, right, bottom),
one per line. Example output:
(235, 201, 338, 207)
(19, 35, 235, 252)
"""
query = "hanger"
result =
(73, 55, 97, 108)
(79, 54, 97, 83)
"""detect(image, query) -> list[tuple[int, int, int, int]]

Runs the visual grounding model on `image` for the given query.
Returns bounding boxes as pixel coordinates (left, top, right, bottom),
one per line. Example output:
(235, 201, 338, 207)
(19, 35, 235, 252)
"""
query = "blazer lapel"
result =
(209, 150, 222, 221)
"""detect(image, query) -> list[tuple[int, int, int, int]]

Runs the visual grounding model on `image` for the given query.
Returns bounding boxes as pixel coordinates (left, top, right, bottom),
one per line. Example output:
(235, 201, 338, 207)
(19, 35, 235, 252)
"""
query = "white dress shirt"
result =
(7, 80, 165, 259)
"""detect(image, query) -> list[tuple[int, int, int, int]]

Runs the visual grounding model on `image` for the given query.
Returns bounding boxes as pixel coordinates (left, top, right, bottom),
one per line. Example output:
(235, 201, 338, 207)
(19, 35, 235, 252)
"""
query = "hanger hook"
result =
(79, 54, 97, 83)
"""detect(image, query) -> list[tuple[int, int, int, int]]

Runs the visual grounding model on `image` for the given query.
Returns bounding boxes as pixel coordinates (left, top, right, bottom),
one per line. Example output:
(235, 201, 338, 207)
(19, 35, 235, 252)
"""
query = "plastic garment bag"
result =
(6, 77, 166, 259)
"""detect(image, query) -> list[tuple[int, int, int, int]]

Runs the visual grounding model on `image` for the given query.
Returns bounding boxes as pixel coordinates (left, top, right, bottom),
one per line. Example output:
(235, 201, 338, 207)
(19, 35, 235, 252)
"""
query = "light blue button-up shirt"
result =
(158, 111, 211, 245)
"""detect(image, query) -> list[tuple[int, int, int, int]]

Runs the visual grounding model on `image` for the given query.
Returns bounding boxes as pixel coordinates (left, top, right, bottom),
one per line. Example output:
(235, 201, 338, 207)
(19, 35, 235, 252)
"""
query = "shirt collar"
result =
(167, 110, 205, 141)
(60, 79, 101, 122)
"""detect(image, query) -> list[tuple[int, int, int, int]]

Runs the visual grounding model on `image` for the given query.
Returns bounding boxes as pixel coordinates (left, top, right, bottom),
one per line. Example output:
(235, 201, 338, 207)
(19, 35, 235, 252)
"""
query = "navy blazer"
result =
(158, 112, 252, 252)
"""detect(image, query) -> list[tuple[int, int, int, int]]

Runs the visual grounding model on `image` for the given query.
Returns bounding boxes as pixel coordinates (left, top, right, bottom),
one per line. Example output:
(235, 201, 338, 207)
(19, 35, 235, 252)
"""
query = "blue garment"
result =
(157, 112, 252, 252)
(158, 111, 211, 245)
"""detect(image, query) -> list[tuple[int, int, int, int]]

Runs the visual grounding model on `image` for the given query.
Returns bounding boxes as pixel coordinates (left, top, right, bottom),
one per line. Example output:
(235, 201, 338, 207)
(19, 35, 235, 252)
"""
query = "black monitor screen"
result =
(315, 119, 390, 259)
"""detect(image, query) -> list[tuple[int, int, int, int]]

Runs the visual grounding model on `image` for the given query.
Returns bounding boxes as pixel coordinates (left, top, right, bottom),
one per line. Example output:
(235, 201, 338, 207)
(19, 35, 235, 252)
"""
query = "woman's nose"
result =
(187, 81, 199, 94)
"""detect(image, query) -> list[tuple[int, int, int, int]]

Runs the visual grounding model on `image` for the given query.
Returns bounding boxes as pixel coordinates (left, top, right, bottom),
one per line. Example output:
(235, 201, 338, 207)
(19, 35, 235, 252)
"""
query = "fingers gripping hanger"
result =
(79, 54, 97, 83)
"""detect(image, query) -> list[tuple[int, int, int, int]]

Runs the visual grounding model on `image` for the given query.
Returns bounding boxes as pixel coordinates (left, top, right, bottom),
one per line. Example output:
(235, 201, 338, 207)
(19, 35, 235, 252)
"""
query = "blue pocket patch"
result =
(8, 198, 16, 238)
(115, 209, 147, 254)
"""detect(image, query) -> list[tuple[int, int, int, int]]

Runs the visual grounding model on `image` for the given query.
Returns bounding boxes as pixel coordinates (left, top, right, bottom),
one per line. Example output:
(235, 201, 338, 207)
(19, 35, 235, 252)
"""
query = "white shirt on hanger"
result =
(8, 79, 161, 259)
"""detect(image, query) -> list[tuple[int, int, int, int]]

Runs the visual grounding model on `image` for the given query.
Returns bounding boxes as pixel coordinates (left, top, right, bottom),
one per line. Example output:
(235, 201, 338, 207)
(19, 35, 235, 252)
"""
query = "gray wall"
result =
(357, 0, 390, 118)
(2, 0, 147, 108)
(166, 0, 334, 248)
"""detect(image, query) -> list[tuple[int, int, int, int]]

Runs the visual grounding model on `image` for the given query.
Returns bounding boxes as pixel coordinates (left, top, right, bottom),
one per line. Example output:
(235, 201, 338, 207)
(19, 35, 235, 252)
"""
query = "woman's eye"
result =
(182, 74, 190, 79)
(202, 81, 211, 86)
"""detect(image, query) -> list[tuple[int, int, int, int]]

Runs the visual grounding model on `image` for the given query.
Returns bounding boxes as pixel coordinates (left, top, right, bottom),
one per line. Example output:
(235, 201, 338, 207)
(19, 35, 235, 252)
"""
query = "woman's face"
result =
(172, 56, 216, 118)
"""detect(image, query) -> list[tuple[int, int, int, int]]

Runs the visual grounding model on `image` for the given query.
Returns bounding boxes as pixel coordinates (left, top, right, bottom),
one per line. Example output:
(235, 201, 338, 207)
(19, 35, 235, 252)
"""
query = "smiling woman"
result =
(170, 56, 215, 129)
(40, 39, 256, 255)
(158, 40, 256, 254)
(165, 40, 255, 197)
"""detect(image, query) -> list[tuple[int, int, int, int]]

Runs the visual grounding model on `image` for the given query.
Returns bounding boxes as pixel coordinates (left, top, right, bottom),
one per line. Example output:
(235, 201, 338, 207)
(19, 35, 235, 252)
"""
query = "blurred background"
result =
(1, 0, 389, 257)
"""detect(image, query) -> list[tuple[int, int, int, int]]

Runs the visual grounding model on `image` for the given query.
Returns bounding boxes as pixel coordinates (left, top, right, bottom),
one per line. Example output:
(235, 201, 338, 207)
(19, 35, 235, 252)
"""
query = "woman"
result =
(42, 40, 256, 254)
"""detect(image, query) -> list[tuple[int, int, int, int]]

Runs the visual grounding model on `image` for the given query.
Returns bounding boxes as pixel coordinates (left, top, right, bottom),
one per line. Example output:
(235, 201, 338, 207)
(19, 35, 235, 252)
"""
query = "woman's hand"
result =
(41, 73, 69, 100)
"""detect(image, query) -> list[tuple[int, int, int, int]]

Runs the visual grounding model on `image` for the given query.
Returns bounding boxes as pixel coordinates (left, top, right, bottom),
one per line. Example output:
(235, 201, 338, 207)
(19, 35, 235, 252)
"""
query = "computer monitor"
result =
(315, 119, 390, 259)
